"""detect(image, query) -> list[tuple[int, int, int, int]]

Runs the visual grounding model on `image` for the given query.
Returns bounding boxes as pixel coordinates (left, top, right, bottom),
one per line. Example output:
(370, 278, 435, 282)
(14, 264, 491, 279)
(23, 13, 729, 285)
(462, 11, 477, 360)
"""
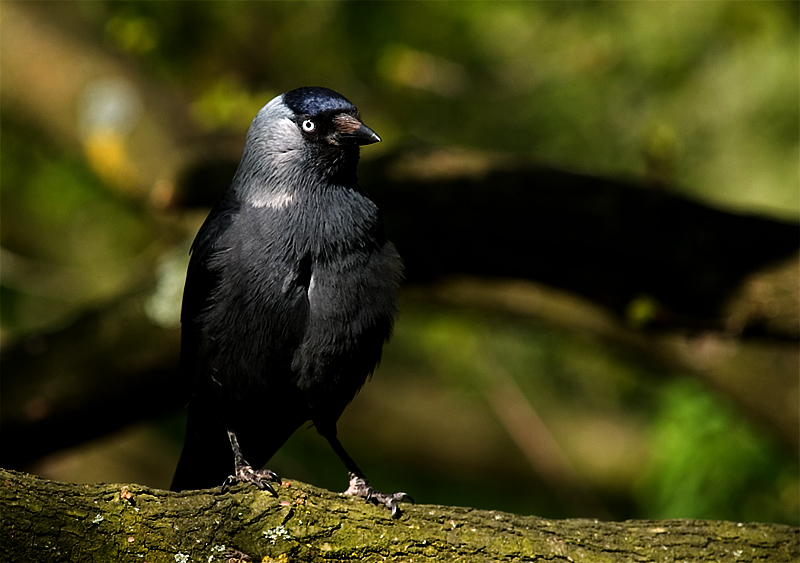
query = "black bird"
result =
(171, 87, 407, 516)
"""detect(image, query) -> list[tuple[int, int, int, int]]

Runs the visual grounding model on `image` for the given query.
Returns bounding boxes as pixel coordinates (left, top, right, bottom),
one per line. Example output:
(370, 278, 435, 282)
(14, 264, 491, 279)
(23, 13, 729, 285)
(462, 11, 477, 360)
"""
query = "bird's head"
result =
(238, 87, 380, 190)
(281, 86, 381, 148)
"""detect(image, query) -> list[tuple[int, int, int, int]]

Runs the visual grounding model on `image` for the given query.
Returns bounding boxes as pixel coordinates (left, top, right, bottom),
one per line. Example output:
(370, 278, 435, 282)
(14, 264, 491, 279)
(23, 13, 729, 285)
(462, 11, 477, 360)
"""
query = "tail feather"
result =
(171, 406, 233, 492)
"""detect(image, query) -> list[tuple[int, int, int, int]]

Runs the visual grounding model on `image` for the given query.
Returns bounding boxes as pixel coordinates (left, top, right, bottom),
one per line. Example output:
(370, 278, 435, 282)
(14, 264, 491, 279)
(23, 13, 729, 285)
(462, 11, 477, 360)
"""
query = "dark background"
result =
(1, 1, 798, 525)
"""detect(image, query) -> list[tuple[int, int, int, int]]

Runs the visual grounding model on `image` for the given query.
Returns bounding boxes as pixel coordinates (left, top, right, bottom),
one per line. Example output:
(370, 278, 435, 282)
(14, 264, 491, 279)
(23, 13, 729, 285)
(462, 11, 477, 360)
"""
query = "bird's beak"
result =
(332, 114, 381, 146)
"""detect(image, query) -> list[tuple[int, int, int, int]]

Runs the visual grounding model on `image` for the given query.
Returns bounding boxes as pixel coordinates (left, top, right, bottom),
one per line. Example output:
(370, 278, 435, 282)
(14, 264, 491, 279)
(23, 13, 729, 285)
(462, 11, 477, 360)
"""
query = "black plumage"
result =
(171, 87, 407, 516)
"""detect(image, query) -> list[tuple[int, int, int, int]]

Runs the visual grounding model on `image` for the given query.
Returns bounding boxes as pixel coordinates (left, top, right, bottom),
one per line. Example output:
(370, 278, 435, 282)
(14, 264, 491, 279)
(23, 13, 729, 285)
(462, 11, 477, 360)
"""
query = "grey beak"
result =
(349, 122, 381, 146)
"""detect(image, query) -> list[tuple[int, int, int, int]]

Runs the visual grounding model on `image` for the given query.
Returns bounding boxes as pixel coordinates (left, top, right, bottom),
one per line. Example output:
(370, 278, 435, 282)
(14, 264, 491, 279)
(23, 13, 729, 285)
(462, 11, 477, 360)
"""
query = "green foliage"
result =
(86, 0, 798, 216)
(0, 115, 152, 332)
(638, 378, 799, 524)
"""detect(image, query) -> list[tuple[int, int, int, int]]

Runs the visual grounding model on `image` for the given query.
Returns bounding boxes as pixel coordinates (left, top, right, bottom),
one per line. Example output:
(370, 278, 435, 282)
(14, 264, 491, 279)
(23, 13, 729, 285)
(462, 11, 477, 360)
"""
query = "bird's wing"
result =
(178, 197, 239, 397)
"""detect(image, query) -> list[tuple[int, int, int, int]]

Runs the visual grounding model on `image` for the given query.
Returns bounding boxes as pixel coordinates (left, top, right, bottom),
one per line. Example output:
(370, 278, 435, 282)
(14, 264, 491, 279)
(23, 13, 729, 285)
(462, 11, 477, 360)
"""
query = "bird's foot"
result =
(343, 472, 412, 519)
(221, 465, 282, 497)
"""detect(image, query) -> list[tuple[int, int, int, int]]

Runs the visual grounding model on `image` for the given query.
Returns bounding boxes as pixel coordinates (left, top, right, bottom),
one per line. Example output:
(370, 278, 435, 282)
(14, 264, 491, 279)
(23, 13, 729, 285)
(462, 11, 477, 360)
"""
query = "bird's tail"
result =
(170, 404, 233, 492)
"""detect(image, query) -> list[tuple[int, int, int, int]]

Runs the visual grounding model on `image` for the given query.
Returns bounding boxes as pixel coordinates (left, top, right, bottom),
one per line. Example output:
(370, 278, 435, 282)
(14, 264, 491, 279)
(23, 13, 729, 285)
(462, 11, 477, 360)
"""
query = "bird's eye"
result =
(301, 119, 316, 132)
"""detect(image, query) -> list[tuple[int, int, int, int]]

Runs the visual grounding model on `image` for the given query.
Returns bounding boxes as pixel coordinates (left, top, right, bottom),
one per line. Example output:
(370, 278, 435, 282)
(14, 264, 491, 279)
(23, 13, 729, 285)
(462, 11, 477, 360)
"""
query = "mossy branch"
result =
(1, 468, 797, 563)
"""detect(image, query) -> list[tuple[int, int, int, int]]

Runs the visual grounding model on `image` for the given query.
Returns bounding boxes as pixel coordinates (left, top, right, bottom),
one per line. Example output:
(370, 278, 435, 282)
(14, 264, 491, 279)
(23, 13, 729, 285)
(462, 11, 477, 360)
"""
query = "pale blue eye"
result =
(302, 119, 316, 132)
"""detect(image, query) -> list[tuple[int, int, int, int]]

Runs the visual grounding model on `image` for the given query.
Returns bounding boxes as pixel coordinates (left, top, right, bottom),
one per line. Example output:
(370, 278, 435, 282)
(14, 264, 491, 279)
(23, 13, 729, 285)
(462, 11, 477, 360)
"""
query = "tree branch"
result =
(1, 468, 797, 563)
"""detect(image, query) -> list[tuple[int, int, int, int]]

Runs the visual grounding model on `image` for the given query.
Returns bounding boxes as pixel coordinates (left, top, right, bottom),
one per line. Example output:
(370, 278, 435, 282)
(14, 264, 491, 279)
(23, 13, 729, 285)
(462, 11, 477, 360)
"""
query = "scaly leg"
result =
(221, 429, 282, 497)
(325, 432, 412, 518)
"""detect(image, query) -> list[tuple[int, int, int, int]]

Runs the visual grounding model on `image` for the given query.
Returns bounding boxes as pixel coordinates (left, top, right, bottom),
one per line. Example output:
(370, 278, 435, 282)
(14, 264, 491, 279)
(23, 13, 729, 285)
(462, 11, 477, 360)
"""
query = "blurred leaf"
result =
(0, 114, 154, 334)
(637, 378, 799, 524)
(191, 76, 275, 132)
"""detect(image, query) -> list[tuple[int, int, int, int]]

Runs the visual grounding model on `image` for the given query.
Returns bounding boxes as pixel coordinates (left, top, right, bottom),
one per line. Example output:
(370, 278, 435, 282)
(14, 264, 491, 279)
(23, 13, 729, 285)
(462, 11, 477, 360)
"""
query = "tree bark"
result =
(1, 469, 797, 563)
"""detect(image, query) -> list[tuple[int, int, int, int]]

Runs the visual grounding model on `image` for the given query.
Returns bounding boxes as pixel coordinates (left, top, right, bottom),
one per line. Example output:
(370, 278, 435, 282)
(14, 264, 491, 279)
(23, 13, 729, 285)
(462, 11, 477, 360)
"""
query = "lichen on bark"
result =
(1, 468, 797, 562)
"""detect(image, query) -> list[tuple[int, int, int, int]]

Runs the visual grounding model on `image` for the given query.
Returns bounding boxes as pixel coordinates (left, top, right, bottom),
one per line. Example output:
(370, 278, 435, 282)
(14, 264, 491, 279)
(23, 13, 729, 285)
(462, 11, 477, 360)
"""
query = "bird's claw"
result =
(222, 465, 281, 497)
(344, 472, 412, 519)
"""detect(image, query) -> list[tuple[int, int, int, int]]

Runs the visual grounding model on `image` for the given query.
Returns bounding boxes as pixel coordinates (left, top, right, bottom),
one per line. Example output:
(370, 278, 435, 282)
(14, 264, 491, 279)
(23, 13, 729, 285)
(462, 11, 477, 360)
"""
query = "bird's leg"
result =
(344, 472, 412, 519)
(325, 432, 412, 518)
(221, 429, 281, 497)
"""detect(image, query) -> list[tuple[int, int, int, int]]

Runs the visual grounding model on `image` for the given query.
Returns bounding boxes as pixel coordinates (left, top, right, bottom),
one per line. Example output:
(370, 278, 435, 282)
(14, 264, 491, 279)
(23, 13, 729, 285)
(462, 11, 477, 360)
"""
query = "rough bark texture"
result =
(1, 469, 797, 563)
